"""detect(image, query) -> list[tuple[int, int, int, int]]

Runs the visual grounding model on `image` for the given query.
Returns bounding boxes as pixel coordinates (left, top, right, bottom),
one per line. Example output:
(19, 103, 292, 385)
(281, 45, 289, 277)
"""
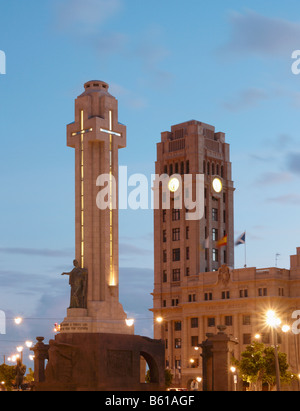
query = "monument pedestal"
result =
(32, 333, 165, 391)
(60, 299, 134, 335)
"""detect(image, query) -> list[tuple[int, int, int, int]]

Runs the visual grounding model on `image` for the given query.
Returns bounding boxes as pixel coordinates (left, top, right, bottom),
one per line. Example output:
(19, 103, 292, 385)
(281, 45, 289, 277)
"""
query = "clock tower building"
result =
(152, 119, 235, 338)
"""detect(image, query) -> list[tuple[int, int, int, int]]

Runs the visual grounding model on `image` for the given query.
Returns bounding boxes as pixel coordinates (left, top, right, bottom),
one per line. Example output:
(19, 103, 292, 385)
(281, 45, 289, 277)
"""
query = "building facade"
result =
(152, 120, 300, 389)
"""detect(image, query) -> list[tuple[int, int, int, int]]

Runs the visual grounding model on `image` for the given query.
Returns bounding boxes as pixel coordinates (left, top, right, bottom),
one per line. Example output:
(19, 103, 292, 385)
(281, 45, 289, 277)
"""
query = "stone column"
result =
(201, 326, 238, 391)
(31, 337, 49, 383)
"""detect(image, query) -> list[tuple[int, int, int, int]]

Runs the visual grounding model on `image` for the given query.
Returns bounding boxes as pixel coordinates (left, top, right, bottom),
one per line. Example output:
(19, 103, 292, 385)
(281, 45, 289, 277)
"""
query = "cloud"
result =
(0, 247, 73, 258)
(55, 0, 123, 34)
(266, 194, 300, 205)
(119, 243, 152, 257)
(222, 87, 268, 111)
(222, 9, 300, 57)
(286, 152, 300, 175)
(110, 83, 148, 110)
(54, 1, 173, 90)
(254, 171, 293, 186)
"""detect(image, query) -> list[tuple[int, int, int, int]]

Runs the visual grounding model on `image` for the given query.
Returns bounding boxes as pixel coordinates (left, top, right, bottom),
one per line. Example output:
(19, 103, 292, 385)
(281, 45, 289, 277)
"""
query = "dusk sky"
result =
(1, 0, 300, 366)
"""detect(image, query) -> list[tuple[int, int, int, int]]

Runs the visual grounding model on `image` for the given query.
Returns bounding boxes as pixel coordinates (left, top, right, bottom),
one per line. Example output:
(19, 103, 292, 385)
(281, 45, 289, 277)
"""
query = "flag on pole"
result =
(217, 235, 228, 248)
(235, 232, 246, 246)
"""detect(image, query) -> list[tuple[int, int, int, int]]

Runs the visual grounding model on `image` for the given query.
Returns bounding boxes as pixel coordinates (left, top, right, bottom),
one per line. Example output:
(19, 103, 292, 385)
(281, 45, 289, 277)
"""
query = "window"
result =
(204, 292, 213, 301)
(240, 289, 248, 298)
(243, 334, 252, 345)
(258, 287, 267, 297)
(175, 359, 181, 369)
(191, 336, 199, 347)
(188, 294, 196, 302)
(278, 287, 284, 296)
(180, 161, 184, 175)
(175, 338, 181, 349)
(212, 228, 218, 241)
(191, 318, 198, 328)
(163, 300, 166, 307)
(186, 267, 190, 277)
(212, 208, 218, 221)
(186, 247, 190, 260)
(222, 290, 230, 299)
(163, 209, 166, 222)
(225, 316, 232, 326)
(172, 298, 179, 307)
(163, 250, 167, 263)
(172, 248, 180, 262)
(172, 228, 180, 241)
(212, 249, 218, 262)
(174, 321, 182, 331)
(208, 317, 215, 327)
(243, 315, 251, 326)
(261, 333, 270, 344)
(172, 268, 181, 282)
(186, 226, 190, 239)
(163, 270, 167, 283)
(163, 230, 167, 243)
(186, 160, 190, 174)
(172, 208, 180, 221)
(224, 250, 227, 264)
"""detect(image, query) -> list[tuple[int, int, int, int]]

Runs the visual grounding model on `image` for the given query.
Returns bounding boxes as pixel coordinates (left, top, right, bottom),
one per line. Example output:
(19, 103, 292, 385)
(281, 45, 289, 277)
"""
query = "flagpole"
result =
(244, 230, 247, 268)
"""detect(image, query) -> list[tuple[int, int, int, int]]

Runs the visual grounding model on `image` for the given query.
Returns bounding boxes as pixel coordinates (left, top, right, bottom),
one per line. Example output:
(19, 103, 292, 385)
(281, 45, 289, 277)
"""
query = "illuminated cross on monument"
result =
(63, 80, 131, 335)
(100, 110, 122, 287)
(71, 110, 93, 269)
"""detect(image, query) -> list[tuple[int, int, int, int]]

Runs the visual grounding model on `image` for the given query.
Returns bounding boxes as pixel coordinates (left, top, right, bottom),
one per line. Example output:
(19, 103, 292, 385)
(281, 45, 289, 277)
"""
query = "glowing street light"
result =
(282, 324, 291, 333)
(125, 319, 135, 327)
(266, 310, 281, 327)
(14, 317, 23, 325)
(265, 310, 281, 391)
(156, 316, 163, 323)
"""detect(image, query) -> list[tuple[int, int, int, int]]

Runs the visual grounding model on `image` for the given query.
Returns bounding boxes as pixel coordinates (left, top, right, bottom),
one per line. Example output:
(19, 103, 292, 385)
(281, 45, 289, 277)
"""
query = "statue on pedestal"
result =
(62, 260, 88, 309)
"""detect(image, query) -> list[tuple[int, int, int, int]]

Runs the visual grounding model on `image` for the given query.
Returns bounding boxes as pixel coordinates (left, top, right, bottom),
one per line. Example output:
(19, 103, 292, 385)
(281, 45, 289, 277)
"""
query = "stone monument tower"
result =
(31, 81, 165, 391)
(60, 80, 132, 335)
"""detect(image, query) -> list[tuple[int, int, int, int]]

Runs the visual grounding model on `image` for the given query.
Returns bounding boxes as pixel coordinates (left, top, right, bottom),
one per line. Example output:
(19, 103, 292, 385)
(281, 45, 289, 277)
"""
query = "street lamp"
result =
(230, 366, 238, 391)
(265, 310, 281, 391)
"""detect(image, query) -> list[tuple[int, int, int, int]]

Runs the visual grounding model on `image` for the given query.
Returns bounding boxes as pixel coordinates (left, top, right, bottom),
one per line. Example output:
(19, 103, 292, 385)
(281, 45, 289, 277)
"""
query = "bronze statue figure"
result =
(15, 358, 26, 391)
(62, 260, 88, 309)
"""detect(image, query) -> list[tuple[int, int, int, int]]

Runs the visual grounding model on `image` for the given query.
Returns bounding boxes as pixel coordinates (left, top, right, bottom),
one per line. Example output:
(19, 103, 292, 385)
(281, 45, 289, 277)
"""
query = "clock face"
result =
(212, 177, 223, 193)
(168, 177, 180, 193)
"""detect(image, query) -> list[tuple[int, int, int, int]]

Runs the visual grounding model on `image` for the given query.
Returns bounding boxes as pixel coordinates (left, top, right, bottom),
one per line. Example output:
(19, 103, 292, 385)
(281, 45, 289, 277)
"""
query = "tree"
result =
(233, 340, 294, 391)
(0, 364, 16, 391)
(145, 368, 173, 388)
